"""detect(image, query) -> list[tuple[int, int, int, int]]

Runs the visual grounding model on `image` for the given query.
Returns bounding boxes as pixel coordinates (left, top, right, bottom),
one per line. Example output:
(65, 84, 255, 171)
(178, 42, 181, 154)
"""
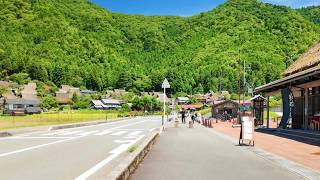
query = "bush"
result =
(230, 93, 238, 100)
(72, 96, 92, 109)
(9, 73, 31, 85)
(41, 97, 58, 110)
(120, 104, 131, 113)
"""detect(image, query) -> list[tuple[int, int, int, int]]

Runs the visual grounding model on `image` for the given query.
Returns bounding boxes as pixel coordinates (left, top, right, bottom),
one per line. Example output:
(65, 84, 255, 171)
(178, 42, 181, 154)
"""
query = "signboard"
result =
(240, 116, 254, 146)
(162, 78, 170, 89)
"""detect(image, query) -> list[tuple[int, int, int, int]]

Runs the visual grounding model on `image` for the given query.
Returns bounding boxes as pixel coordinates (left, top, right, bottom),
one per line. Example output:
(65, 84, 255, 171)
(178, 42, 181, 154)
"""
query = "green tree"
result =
(41, 97, 58, 110)
(8, 73, 31, 85)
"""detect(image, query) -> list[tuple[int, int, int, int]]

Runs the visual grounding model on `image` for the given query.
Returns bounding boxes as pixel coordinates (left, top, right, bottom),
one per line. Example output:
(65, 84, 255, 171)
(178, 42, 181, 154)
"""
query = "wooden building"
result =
(255, 43, 320, 131)
(211, 100, 239, 120)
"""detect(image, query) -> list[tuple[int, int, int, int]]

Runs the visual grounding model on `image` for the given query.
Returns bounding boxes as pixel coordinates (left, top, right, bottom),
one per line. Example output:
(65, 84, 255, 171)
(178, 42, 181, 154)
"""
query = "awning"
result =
(254, 65, 320, 93)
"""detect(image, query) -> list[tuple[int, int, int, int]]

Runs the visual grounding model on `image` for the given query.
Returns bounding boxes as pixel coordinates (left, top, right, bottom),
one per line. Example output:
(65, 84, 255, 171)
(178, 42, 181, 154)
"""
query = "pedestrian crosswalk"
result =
(39, 129, 148, 137)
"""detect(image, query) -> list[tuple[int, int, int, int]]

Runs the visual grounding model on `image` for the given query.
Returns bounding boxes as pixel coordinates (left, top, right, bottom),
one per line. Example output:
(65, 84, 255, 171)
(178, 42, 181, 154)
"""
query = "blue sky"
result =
(90, 0, 320, 16)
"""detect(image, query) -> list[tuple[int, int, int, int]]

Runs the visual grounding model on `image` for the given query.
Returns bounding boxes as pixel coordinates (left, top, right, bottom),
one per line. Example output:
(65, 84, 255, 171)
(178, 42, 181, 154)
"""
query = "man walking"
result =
(181, 111, 186, 124)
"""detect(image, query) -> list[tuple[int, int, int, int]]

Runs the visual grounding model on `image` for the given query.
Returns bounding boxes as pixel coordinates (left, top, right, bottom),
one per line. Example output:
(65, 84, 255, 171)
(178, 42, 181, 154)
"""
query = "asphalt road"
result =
(0, 116, 161, 180)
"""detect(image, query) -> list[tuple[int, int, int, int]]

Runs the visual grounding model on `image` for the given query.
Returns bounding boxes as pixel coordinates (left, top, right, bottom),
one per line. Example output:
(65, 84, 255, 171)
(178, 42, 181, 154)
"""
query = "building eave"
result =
(254, 65, 320, 93)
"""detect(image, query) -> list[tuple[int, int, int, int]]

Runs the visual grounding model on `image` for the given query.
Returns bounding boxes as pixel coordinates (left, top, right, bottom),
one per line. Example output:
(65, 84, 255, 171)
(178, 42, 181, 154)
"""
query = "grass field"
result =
(0, 110, 119, 130)
(263, 111, 281, 120)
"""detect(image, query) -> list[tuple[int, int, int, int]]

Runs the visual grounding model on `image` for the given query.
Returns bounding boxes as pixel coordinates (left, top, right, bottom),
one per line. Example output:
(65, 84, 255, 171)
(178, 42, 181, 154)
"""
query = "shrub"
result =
(41, 97, 58, 110)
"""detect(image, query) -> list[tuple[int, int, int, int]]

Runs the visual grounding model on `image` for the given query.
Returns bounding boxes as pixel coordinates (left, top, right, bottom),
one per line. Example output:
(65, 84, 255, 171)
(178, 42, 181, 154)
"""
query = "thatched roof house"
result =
(283, 43, 320, 76)
(255, 42, 320, 130)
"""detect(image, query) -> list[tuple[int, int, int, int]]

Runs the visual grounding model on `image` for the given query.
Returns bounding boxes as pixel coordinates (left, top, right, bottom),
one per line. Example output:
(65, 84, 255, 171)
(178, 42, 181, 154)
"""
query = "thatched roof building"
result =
(255, 42, 320, 131)
(283, 43, 320, 76)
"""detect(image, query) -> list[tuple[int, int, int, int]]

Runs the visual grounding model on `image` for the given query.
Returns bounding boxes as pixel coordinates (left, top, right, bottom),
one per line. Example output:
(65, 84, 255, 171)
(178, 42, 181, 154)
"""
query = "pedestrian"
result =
(185, 112, 190, 127)
(181, 111, 186, 124)
(191, 111, 196, 124)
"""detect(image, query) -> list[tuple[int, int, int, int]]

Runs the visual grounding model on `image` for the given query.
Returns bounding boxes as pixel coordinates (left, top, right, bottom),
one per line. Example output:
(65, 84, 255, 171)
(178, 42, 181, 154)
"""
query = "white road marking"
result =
(75, 135, 145, 180)
(149, 128, 157, 132)
(0, 136, 82, 158)
(42, 130, 69, 136)
(58, 131, 84, 135)
(124, 136, 139, 139)
(77, 131, 98, 136)
(94, 130, 113, 135)
(0, 119, 158, 158)
(114, 140, 133, 143)
(110, 131, 127, 136)
(128, 131, 142, 136)
(9, 136, 73, 139)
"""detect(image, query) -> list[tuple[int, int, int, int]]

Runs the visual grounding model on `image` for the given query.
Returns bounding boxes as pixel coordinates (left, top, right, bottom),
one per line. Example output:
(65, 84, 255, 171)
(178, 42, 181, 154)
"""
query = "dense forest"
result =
(0, 0, 320, 94)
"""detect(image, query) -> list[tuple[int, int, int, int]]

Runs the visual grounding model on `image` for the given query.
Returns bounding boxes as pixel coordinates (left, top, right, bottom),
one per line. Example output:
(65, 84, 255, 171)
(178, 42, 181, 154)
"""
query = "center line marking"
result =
(0, 136, 82, 158)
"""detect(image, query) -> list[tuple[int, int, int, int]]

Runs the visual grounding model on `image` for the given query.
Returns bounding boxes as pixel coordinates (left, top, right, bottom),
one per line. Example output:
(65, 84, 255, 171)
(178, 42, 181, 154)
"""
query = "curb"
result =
(49, 117, 131, 131)
(0, 132, 12, 137)
(0, 117, 133, 138)
(106, 131, 159, 180)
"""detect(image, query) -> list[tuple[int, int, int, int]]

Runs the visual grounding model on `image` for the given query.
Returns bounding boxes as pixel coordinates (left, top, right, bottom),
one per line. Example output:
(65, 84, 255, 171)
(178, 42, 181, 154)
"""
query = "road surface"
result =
(0, 116, 161, 180)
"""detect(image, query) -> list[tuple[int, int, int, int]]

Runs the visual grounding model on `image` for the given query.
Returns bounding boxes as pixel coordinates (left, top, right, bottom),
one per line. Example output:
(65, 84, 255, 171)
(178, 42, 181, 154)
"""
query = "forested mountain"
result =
(0, 0, 320, 94)
(298, 6, 320, 25)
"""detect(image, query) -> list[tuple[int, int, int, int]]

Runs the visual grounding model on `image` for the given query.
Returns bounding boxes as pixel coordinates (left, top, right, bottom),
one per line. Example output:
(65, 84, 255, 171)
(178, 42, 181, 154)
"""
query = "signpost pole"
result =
(163, 87, 166, 127)
(162, 78, 170, 130)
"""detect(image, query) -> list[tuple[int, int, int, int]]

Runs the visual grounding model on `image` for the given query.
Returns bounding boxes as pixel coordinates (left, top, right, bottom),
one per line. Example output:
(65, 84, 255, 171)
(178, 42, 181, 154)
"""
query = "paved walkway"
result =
(132, 122, 306, 180)
(214, 121, 320, 172)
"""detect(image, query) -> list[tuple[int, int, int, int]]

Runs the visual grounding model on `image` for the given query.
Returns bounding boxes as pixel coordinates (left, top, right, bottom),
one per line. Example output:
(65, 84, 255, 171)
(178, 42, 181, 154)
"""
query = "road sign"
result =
(162, 78, 170, 130)
(162, 78, 170, 89)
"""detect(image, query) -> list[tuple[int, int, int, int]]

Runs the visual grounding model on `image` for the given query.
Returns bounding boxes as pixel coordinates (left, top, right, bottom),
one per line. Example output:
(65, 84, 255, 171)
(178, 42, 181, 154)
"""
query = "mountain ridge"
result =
(0, 0, 319, 94)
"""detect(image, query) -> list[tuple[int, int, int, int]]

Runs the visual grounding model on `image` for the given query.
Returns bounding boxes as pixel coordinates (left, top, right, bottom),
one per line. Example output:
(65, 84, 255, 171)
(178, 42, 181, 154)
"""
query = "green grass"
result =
(128, 144, 138, 153)
(0, 110, 119, 130)
(263, 111, 280, 120)
(263, 111, 281, 124)
(196, 108, 211, 116)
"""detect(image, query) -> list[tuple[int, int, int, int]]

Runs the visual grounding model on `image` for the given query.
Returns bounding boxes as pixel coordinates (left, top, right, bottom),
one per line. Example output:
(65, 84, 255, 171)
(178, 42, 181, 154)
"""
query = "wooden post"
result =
(267, 96, 270, 129)
(304, 88, 309, 129)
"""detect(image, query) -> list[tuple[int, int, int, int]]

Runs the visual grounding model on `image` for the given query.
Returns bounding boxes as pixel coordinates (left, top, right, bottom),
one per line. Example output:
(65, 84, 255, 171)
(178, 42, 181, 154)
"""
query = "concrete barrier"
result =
(106, 132, 159, 180)
(0, 117, 132, 138)
(49, 117, 131, 131)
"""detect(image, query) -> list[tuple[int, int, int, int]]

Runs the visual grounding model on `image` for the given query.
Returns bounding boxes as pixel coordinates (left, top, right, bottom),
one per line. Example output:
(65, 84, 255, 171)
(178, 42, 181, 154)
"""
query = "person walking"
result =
(181, 111, 186, 124)
(185, 112, 190, 127)
(191, 111, 196, 124)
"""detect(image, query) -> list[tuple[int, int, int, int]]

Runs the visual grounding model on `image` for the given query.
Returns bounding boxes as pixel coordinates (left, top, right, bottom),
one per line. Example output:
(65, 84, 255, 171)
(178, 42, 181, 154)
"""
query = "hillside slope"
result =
(0, 0, 319, 94)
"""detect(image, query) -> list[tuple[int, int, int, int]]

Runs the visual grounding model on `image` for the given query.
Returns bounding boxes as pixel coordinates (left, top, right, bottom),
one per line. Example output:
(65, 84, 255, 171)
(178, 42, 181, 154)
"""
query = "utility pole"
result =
(237, 48, 241, 124)
(243, 58, 246, 104)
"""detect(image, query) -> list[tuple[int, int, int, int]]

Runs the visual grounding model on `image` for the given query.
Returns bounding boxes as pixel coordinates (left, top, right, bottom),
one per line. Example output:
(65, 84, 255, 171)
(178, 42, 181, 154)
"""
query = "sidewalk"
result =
(132, 122, 308, 180)
(214, 121, 320, 172)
